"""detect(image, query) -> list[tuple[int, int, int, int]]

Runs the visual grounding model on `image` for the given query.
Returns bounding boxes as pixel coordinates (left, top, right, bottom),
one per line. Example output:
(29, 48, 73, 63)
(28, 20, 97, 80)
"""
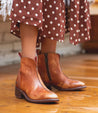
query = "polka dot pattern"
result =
(9, 0, 91, 47)
(69, 0, 91, 45)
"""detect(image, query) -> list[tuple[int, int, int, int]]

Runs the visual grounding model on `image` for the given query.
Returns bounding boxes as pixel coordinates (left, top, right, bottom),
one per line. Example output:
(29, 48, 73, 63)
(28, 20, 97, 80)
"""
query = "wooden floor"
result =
(0, 54, 98, 113)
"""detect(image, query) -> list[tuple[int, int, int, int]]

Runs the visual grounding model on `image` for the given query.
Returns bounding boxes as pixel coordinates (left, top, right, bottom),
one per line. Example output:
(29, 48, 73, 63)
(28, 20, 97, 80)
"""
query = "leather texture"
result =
(38, 53, 86, 90)
(16, 57, 58, 101)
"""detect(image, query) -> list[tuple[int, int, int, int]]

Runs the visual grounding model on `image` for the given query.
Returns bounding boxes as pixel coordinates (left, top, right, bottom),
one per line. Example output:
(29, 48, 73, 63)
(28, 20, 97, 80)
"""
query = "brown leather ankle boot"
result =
(15, 57, 59, 103)
(38, 53, 86, 91)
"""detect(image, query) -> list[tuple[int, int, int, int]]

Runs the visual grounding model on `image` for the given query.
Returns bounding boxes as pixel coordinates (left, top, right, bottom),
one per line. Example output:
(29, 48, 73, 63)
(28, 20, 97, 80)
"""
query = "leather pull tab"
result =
(18, 52, 22, 58)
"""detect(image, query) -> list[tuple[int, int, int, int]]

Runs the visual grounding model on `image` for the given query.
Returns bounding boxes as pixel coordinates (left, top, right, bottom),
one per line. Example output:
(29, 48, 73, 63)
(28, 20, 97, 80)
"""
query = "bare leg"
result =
(41, 38, 57, 53)
(20, 23, 38, 60)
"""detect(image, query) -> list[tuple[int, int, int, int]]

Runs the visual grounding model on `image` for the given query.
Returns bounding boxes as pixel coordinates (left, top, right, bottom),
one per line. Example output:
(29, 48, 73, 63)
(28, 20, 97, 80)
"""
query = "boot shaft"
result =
(16, 57, 39, 89)
(38, 53, 62, 83)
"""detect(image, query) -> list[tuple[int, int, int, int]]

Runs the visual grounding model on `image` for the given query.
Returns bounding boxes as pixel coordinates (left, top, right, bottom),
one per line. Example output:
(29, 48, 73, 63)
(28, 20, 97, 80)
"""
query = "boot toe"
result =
(45, 92, 58, 100)
(73, 81, 85, 86)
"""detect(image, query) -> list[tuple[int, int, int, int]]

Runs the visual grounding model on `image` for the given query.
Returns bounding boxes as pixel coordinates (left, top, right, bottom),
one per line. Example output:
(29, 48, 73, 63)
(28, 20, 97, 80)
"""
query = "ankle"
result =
(21, 52, 36, 61)
(41, 49, 56, 54)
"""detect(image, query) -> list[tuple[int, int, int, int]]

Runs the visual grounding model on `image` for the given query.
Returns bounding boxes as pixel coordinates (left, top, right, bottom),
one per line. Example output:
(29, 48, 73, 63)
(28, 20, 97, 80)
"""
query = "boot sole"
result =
(55, 86, 87, 91)
(15, 87, 59, 103)
(46, 84, 87, 91)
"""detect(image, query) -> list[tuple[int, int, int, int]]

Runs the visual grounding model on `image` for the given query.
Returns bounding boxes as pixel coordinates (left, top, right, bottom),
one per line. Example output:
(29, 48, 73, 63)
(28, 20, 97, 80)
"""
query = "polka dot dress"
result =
(9, 0, 91, 47)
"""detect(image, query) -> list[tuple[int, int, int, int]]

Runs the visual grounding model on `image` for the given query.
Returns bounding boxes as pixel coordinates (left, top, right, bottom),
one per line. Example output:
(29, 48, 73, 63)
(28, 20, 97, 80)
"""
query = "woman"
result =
(0, 0, 92, 103)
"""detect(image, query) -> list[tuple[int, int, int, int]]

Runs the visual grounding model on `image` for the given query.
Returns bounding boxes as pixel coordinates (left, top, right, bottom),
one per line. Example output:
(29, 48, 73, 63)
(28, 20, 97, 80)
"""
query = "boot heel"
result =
(15, 87, 24, 99)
